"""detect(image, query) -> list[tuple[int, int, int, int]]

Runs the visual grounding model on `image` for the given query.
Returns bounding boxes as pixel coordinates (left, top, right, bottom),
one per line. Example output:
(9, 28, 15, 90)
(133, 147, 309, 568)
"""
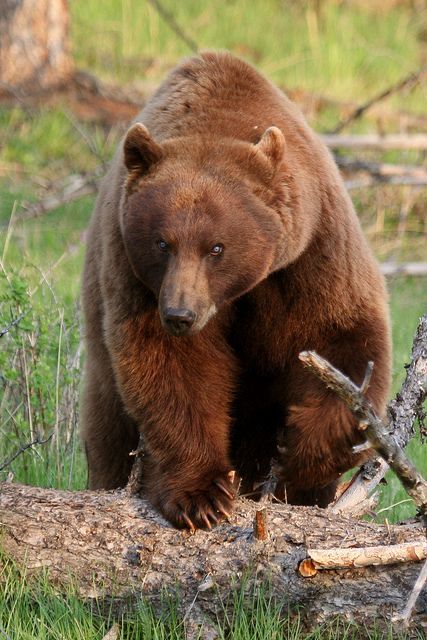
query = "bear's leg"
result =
(230, 372, 282, 498)
(82, 336, 139, 490)
(106, 311, 238, 530)
(275, 321, 390, 507)
(275, 388, 361, 507)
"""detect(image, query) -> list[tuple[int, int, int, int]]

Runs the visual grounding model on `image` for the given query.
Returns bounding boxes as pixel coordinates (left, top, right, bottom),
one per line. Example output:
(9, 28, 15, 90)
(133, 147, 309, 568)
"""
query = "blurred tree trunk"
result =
(0, 0, 73, 97)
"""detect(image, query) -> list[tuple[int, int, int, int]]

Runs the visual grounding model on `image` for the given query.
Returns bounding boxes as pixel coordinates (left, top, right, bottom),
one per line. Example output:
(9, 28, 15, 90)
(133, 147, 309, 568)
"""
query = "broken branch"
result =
(299, 541, 427, 577)
(393, 558, 427, 627)
(330, 314, 427, 515)
(16, 172, 101, 222)
(329, 67, 426, 134)
(299, 335, 427, 519)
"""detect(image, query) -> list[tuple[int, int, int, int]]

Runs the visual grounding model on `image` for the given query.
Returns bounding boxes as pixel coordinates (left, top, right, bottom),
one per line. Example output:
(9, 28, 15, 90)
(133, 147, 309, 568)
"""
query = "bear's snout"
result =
(162, 307, 197, 336)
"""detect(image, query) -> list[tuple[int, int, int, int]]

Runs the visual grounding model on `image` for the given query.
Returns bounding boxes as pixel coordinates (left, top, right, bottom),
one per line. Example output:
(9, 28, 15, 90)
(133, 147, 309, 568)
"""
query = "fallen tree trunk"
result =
(321, 134, 427, 150)
(0, 483, 426, 631)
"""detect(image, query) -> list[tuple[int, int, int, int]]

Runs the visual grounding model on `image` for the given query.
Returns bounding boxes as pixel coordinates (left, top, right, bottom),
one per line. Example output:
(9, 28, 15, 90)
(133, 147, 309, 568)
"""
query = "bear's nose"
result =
(163, 308, 196, 334)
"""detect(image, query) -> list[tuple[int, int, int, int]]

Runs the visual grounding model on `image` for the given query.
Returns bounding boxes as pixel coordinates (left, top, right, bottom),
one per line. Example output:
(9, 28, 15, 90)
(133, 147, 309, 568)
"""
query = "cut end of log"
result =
(299, 559, 317, 578)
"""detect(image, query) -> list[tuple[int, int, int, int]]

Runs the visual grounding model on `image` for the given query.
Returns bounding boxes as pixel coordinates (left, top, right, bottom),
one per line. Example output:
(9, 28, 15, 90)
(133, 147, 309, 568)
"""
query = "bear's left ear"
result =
(254, 126, 286, 165)
(123, 123, 163, 174)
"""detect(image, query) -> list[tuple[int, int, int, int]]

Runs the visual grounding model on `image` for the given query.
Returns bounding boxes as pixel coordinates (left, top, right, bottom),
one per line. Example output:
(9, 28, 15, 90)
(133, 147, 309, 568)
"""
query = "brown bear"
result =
(81, 51, 391, 530)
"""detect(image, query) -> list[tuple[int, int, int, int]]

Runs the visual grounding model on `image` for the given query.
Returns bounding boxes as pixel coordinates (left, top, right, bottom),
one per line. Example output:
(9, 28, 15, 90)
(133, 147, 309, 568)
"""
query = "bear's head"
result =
(120, 123, 293, 337)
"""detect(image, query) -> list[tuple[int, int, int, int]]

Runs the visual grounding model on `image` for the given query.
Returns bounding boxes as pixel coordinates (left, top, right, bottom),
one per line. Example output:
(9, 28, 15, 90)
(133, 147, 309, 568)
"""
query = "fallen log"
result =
(380, 263, 427, 278)
(321, 134, 427, 151)
(0, 482, 426, 631)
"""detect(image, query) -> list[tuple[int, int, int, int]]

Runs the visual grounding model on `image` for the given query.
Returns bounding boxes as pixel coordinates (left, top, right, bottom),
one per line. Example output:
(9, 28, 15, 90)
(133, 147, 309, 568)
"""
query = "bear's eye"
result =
(210, 243, 223, 256)
(157, 239, 169, 252)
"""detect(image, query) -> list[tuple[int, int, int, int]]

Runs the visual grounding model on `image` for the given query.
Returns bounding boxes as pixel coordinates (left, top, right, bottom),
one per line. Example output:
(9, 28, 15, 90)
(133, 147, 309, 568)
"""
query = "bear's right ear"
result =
(123, 123, 163, 174)
(254, 126, 286, 166)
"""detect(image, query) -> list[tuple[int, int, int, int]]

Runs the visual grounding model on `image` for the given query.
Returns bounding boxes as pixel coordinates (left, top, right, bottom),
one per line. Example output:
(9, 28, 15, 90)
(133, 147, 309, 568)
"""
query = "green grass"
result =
(0, 557, 423, 640)
(70, 0, 425, 116)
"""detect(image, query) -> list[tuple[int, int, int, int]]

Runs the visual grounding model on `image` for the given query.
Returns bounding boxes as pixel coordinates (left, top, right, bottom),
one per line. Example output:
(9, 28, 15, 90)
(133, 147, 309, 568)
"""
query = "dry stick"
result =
(299, 541, 427, 578)
(331, 314, 427, 515)
(253, 508, 268, 541)
(338, 158, 427, 188)
(0, 623, 13, 640)
(298, 349, 427, 519)
(126, 434, 145, 495)
(329, 67, 426, 134)
(16, 173, 100, 223)
(344, 175, 427, 189)
(146, 0, 198, 53)
(0, 434, 53, 473)
(321, 133, 427, 150)
(336, 157, 427, 179)
(0, 312, 24, 338)
(393, 558, 427, 626)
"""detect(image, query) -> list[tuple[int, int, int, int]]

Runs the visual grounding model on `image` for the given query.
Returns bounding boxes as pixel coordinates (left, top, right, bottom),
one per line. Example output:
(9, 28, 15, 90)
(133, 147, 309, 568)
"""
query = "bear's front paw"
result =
(160, 472, 237, 531)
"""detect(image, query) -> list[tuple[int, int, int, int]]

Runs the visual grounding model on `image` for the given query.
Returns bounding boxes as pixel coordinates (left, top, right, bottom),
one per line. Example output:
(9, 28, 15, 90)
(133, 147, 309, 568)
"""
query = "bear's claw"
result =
(214, 478, 235, 500)
(160, 472, 236, 531)
(181, 511, 196, 532)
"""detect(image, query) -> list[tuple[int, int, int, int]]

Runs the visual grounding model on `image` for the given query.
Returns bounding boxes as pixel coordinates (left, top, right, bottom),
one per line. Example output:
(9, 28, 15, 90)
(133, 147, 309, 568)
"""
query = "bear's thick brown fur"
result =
(82, 51, 391, 529)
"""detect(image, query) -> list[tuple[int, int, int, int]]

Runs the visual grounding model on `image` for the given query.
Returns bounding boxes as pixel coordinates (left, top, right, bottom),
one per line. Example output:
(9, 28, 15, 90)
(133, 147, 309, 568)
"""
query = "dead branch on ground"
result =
(330, 314, 427, 515)
(299, 541, 427, 577)
(330, 68, 427, 134)
(380, 264, 427, 277)
(345, 175, 427, 189)
(321, 133, 427, 150)
(299, 350, 427, 520)
(393, 558, 427, 628)
(336, 158, 427, 179)
(17, 173, 101, 222)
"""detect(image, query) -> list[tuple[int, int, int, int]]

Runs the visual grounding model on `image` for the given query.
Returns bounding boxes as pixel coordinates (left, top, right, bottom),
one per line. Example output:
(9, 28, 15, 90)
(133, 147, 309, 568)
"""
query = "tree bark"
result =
(0, 0, 73, 97)
(0, 483, 426, 631)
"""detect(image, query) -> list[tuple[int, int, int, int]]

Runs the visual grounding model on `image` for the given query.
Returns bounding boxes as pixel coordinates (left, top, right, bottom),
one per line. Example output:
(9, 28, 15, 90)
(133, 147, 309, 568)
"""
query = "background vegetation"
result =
(0, 1, 426, 638)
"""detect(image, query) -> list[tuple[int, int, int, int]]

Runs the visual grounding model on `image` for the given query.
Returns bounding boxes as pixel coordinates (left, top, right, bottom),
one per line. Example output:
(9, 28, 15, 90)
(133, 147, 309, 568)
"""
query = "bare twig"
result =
(329, 68, 427, 134)
(299, 342, 427, 519)
(322, 134, 427, 150)
(393, 558, 427, 626)
(299, 541, 427, 577)
(16, 173, 101, 223)
(146, 0, 198, 53)
(0, 312, 24, 338)
(0, 434, 53, 473)
(0, 622, 13, 640)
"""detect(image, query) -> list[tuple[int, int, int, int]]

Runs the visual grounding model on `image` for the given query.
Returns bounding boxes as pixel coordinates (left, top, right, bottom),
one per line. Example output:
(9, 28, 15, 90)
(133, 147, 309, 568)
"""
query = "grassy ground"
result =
(1, 555, 423, 640)
(0, 1, 426, 638)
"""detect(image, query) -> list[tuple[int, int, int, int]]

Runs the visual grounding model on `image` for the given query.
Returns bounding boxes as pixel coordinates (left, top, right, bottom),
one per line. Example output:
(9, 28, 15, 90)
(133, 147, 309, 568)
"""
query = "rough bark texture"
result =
(0, 0, 73, 96)
(0, 483, 426, 631)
